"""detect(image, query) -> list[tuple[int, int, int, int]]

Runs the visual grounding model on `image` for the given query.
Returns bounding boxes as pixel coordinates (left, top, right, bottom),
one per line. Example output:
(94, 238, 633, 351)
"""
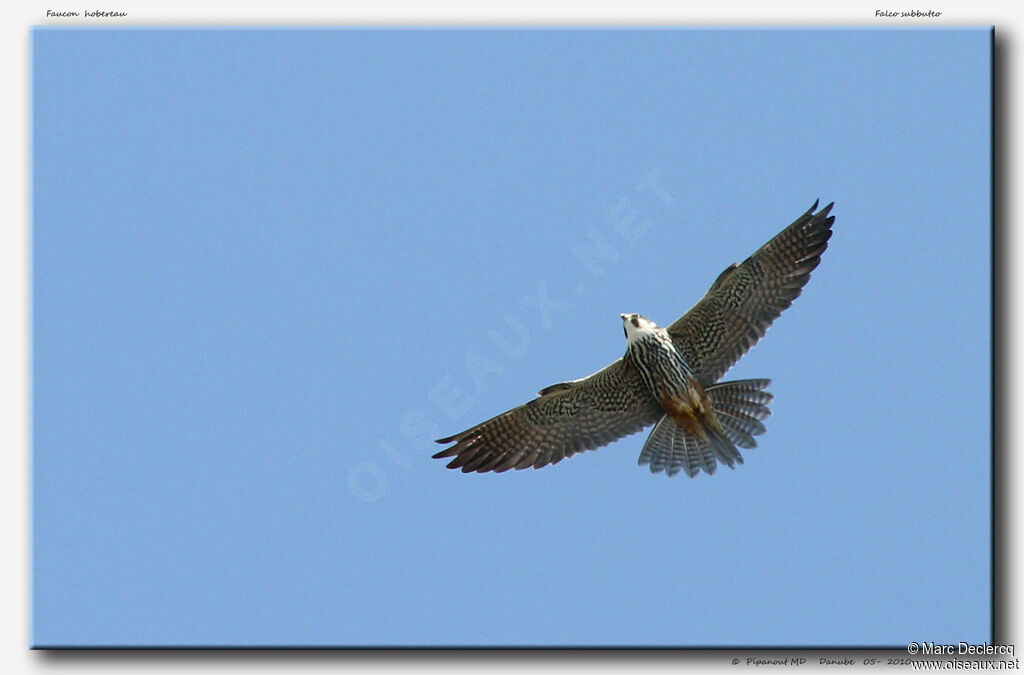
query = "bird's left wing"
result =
(667, 201, 835, 385)
(433, 359, 663, 473)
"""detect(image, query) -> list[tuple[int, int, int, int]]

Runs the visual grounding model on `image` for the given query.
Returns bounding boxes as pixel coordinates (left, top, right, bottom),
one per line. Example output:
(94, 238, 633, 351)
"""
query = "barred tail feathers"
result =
(637, 379, 773, 478)
(639, 415, 711, 478)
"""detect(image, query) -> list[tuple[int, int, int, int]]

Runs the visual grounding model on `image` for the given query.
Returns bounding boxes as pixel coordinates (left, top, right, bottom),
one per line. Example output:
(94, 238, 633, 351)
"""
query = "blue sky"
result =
(32, 27, 991, 647)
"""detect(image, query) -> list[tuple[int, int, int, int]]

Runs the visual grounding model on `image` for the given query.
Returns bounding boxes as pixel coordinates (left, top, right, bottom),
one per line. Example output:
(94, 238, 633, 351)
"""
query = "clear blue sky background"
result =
(33, 28, 991, 647)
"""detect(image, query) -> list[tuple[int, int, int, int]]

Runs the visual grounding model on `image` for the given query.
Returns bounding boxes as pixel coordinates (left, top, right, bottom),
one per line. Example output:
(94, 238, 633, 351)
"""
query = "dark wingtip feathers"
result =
(799, 200, 835, 260)
(811, 201, 836, 233)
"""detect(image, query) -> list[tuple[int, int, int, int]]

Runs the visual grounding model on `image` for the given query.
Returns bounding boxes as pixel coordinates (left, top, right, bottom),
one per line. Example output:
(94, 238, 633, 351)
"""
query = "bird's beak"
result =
(620, 313, 628, 321)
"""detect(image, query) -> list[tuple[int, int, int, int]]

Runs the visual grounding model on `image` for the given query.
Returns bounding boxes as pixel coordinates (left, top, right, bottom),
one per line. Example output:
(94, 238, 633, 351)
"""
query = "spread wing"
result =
(668, 201, 835, 385)
(433, 359, 663, 473)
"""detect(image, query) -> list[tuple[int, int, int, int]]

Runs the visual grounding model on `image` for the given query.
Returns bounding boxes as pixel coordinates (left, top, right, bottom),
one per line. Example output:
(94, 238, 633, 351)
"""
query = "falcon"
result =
(434, 201, 835, 477)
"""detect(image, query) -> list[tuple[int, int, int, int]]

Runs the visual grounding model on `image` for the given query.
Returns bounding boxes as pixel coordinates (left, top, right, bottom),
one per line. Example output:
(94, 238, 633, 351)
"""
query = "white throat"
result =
(622, 315, 659, 345)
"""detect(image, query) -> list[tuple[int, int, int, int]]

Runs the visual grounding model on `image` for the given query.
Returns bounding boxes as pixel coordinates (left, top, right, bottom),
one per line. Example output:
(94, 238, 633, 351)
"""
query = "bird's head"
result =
(620, 313, 658, 343)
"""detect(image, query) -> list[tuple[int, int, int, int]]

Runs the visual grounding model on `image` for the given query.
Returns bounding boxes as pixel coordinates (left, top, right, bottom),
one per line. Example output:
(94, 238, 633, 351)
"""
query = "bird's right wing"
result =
(433, 359, 663, 473)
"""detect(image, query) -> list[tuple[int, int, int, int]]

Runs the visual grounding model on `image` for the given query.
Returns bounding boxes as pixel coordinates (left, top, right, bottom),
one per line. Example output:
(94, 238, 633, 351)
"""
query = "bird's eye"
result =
(631, 316, 640, 327)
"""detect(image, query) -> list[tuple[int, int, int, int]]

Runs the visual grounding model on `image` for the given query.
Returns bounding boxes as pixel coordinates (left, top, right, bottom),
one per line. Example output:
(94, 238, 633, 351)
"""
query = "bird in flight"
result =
(434, 201, 835, 478)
